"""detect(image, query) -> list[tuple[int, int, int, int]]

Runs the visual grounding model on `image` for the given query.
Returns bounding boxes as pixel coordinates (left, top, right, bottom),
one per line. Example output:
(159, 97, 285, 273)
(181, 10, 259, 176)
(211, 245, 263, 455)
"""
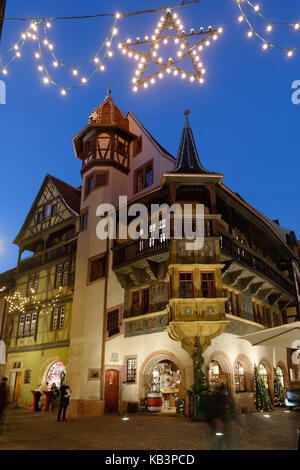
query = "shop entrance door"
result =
(104, 369, 119, 413)
(13, 372, 22, 401)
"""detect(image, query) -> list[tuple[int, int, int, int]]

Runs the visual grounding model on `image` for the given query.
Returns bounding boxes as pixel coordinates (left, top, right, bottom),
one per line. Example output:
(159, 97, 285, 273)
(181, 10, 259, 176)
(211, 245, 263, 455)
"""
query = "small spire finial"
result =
(184, 109, 190, 125)
(107, 88, 112, 96)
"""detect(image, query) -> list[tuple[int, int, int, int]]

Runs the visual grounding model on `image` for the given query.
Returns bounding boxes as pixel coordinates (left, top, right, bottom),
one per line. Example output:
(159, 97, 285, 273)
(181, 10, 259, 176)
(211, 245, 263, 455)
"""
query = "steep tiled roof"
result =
(47, 175, 81, 215)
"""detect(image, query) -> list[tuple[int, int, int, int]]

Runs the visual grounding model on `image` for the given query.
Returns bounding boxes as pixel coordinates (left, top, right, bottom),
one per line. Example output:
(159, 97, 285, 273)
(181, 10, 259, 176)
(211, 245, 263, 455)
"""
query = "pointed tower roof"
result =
(173, 110, 209, 174)
(89, 89, 129, 131)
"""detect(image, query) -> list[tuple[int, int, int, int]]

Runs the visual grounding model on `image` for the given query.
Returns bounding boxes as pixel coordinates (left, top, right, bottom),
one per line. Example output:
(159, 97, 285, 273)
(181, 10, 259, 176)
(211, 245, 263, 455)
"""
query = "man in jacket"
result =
(0, 377, 8, 434)
(57, 381, 71, 422)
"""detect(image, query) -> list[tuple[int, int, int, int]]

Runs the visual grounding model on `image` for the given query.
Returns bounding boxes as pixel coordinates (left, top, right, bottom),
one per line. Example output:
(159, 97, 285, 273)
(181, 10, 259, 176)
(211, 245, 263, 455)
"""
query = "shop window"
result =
(179, 272, 193, 298)
(276, 366, 285, 388)
(259, 363, 269, 389)
(126, 357, 137, 383)
(88, 254, 107, 283)
(24, 369, 32, 385)
(46, 361, 66, 388)
(107, 309, 120, 338)
(234, 362, 246, 392)
(208, 361, 228, 391)
(201, 272, 215, 298)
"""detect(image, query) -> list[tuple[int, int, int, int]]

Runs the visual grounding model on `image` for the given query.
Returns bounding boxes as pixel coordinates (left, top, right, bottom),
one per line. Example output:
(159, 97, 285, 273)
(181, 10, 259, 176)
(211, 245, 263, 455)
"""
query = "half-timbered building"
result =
(0, 92, 299, 414)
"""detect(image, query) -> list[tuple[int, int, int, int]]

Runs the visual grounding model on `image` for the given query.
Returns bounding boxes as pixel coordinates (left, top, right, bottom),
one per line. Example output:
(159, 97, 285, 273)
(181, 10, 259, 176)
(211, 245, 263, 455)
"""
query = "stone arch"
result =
(233, 354, 254, 393)
(139, 350, 186, 399)
(206, 350, 233, 395)
(258, 357, 274, 400)
(40, 358, 67, 388)
(276, 360, 289, 389)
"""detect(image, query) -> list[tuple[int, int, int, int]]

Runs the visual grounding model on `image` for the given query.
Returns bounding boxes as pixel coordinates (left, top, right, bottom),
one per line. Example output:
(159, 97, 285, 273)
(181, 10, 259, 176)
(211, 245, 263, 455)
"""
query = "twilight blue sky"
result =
(0, 0, 300, 272)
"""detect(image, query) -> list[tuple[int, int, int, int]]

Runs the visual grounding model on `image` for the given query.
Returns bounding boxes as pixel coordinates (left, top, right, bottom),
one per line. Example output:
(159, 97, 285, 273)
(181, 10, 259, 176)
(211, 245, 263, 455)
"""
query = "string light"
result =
(0, 2, 203, 93)
(236, 0, 300, 57)
(119, 10, 222, 92)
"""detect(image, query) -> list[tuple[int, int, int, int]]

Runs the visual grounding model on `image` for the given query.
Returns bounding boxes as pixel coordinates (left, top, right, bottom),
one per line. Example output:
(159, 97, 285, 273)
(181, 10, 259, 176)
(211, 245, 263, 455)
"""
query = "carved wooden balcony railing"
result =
(220, 234, 296, 296)
(113, 238, 170, 269)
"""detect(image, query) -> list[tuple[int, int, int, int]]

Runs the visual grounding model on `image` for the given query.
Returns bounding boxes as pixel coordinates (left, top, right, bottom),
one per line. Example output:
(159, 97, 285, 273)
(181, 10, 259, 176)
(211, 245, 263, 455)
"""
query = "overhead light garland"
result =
(0, 1, 208, 95)
(118, 9, 223, 92)
(0, 17, 119, 95)
(236, 0, 300, 57)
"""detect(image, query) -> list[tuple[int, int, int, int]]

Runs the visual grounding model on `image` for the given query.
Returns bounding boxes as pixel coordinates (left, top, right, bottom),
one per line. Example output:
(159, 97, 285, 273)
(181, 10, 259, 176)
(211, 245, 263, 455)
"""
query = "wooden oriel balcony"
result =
(220, 233, 296, 296)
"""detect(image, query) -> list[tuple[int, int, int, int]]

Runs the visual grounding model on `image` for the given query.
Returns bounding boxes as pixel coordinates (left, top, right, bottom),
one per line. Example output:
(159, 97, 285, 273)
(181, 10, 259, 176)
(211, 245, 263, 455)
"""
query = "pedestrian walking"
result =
(57, 381, 71, 422)
(50, 383, 59, 412)
(0, 377, 8, 435)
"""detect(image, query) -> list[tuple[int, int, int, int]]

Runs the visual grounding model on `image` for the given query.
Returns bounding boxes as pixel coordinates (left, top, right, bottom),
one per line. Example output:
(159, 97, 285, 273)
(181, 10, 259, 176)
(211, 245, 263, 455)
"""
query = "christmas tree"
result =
(253, 364, 273, 412)
(273, 367, 285, 407)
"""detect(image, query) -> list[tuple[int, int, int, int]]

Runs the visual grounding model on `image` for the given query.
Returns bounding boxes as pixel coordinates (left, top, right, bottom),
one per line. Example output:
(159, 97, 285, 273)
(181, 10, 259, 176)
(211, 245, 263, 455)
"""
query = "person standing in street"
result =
(0, 377, 8, 435)
(57, 381, 71, 422)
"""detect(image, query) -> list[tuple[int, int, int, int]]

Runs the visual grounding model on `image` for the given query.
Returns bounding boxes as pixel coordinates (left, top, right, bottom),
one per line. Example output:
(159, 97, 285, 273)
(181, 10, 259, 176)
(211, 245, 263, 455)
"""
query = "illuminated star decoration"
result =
(118, 9, 223, 92)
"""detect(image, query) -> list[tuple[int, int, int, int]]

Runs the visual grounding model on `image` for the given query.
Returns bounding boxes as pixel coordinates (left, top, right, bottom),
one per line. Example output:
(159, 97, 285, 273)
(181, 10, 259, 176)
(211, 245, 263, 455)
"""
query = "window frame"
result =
(87, 253, 107, 285)
(133, 160, 153, 194)
(201, 271, 216, 298)
(179, 271, 194, 298)
(80, 209, 89, 232)
(125, 356, 137, 384)
(85, 171, 109, 198)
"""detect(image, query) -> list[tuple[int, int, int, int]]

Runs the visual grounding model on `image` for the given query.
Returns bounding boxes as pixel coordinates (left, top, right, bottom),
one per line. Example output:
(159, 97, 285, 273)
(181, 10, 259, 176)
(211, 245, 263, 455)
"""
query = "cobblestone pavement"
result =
(0, 406, 299, 450)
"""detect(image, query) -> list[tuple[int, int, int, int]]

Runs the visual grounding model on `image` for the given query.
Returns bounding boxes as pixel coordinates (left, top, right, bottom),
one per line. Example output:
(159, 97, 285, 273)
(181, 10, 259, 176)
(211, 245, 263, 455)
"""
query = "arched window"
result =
(234, 362, 246, 392)
(208, 360, 228, 391)
(46, 361, 66, 388)
(259, 363, 269, 389)
(276, 366, 284, 388)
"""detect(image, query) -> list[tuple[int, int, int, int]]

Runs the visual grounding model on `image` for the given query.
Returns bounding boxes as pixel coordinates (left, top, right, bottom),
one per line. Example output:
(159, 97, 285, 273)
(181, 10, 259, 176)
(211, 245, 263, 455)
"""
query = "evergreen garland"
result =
(253, 364, 273, 412)
(273, 367, 285, 407)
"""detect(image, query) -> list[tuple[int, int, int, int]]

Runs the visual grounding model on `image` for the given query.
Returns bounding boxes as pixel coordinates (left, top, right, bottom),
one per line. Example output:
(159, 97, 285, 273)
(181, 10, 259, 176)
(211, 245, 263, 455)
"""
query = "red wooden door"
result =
(104, 369, 119, 413)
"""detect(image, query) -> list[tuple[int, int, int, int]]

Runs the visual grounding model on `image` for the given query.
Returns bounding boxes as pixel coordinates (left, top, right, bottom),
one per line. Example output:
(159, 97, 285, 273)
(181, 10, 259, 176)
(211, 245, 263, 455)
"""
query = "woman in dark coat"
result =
(57, 381, 71, 422)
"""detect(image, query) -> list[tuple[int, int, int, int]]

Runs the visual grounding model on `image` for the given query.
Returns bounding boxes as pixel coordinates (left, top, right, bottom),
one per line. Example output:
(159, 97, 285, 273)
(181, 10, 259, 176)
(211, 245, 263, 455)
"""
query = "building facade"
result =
(1, 93, 299, 414)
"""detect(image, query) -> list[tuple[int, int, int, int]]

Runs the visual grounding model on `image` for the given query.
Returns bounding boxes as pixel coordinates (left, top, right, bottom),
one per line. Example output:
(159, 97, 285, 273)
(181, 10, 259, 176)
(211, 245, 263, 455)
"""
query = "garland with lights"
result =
(0, 18, 118, 95)
(0, 1, 204, 95)
(273, 367, 285, 407)
(253, 364, 273, 412)
(236, 0, 300, 57)
(118, 9, 223, 92)
(5, 286, 64, 315)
